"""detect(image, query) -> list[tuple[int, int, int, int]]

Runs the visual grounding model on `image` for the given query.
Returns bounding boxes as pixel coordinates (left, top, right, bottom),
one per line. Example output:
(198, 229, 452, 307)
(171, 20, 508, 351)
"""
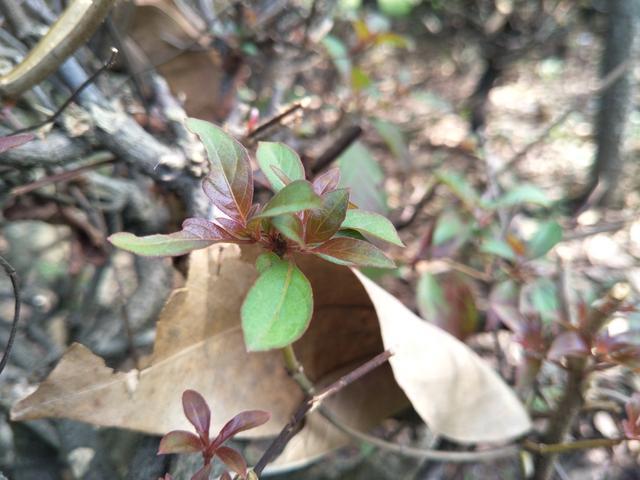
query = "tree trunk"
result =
(589, 0, 638, 205)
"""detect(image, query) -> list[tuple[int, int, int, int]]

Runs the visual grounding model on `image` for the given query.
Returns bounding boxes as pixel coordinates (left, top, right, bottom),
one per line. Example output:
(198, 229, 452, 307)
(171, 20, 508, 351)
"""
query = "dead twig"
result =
(0, 255, 21, 376)
(253, 349, 393, 475)
(245, 101, 305, 141)
(310, 125, 363, 175)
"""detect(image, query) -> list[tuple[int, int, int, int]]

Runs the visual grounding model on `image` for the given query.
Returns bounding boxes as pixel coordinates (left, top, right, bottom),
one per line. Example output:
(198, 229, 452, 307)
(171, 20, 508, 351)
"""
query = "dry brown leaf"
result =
(355, 271, 531, 443)
(12, 243, 530, 470)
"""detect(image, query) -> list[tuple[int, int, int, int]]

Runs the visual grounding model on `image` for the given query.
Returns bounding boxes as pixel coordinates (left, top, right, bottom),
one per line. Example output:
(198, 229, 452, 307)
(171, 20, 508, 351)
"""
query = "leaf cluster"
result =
(109, 119, 402, 351)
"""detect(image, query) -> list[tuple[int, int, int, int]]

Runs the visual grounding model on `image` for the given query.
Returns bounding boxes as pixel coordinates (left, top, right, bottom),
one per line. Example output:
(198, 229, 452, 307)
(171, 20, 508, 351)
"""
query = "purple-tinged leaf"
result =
(252, 180, 322, 219)
(182, 390, 211, 438)
(547, 331, 589, 362)
(311, 237, 395, 268)
(312, 168, 341, 194)
(109, 230, 220, 257)
(220, 473, 232, 480)
(272, 214, 304, 246)
(211, 411, 270, 448)
(305, 189, 349, 244)
(158, 430, 202, 454)
(256, 142, 305, 192)
(0, 133, 34, 153)
(182, 218, 236, 241)
(215, 446, 247, 477)
(187, 119, 253, 223)
(416, 271, 478, 340)
(191, 464, 211, 480)
(487, 280, 523, 332)
(594, 332, 640, 367)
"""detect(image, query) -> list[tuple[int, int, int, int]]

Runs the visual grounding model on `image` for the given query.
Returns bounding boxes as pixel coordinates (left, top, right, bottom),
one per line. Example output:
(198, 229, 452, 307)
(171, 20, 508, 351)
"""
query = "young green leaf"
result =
(480, 238, 517, 261)
(305, 189, 349, 244)
(340, 209, 404, 246)
(435, 171, 480, 208)
(255, 252, 280, 273)
(371, 118, 410, 168)
(494, 184, 551, 208)
(241, 257, 313, 351)
(311, 237, 395, 268)
(186, 119, 253, 223)
(528, 220, 562, 259)
(256, 142, 306, 192)
(252, 180, 322, 219)
(337, 142, 388, 214)
(108, 217, 232, 256)
(272, 214, 305, 246)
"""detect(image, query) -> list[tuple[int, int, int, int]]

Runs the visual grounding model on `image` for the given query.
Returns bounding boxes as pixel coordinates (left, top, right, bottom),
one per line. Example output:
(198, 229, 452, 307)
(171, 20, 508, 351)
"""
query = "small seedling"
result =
(158, 389, 269, 480)
(109, 119, 402, 351)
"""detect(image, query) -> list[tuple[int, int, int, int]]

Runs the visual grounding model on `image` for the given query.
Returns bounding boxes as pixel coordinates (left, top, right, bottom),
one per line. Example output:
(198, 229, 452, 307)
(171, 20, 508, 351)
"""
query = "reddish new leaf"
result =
(547, 331, 589, 363)
(0, 133, 34, 153)
(312, 168, 341, 194)
(158, 430, 202, 454)
(311, 237, 395, 268)
(182, 390, 211, 438)
(305, 189, 349, 244)
(211, 410, 270, 448)
(187, 119, 253, 223)
(220, 473, 232, 480)
(215, 446, 247, 477)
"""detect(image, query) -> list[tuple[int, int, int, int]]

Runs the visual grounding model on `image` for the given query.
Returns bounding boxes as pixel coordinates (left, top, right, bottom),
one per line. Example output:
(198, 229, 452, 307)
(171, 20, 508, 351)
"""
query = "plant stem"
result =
(525, 437, 624, 455)
(281, 344, 315, 395)
(532, 283, 629, 480)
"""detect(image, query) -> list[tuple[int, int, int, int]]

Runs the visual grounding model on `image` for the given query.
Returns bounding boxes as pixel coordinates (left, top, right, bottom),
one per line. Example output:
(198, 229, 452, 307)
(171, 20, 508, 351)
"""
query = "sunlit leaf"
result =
(241, 257, 313, 351)
(528, 221, 562, 259)
(305, 189, 349, 244)
(256, 142, 306, 192)
(187, 119, 253, 223)
(311, 237, 395, 268)
(351, 67, 372, 91)
(253, 180, 322, 219)
(158, 430, 202, 454)
(340, 210, 403, 246)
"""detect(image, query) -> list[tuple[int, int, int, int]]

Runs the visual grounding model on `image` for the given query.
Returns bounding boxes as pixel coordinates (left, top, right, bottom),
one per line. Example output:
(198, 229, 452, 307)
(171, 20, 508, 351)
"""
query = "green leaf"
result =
(109, 218, 233, 256)
(186, 119, 253, 222)
(528, 221, 562, 259)
(255, 252, 280, 273)
(253, 180, 322, 219)
(494, 184, 551, 208)
(351, 67, 372, 91)
(272, 214, 304, 245)
(340, 210, 403, 246)
(305, 189, 350, 244)
(416, 271, 479, 339)
(311, 237, 395, 268)
(371, 118, 410, 168)
(109, 232, 215, 257)
(338, 142, 388, 214)
(322, 35, 350, 78)
(480, 238, 517, 261)
(527, 278, 559, 325)
(435, 171, 480, 208)
(241, 258, 313, 351)
(433, 210, 468, 246)
(256, 142, 306, 192)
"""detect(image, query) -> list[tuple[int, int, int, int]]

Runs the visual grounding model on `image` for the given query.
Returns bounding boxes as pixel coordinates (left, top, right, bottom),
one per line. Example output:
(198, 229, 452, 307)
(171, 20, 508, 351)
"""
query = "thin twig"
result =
(10, 48, 119, 135)
(524, 437, 624, 455)
(245, 101, 305, 141)
(310, 125, 363, 174)
(8, 152, 116, 197)
(0, 255, 21, 376)
(253, 349, 393, 475)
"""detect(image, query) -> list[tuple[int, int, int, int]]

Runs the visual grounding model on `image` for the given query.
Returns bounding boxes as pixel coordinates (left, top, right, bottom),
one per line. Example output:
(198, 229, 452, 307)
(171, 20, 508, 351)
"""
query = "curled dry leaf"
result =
(12, 244, 529, 470)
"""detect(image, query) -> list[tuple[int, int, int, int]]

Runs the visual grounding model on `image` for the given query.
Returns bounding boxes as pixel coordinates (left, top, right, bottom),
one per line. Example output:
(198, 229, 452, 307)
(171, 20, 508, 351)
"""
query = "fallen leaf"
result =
(12, 243, 530, 470)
